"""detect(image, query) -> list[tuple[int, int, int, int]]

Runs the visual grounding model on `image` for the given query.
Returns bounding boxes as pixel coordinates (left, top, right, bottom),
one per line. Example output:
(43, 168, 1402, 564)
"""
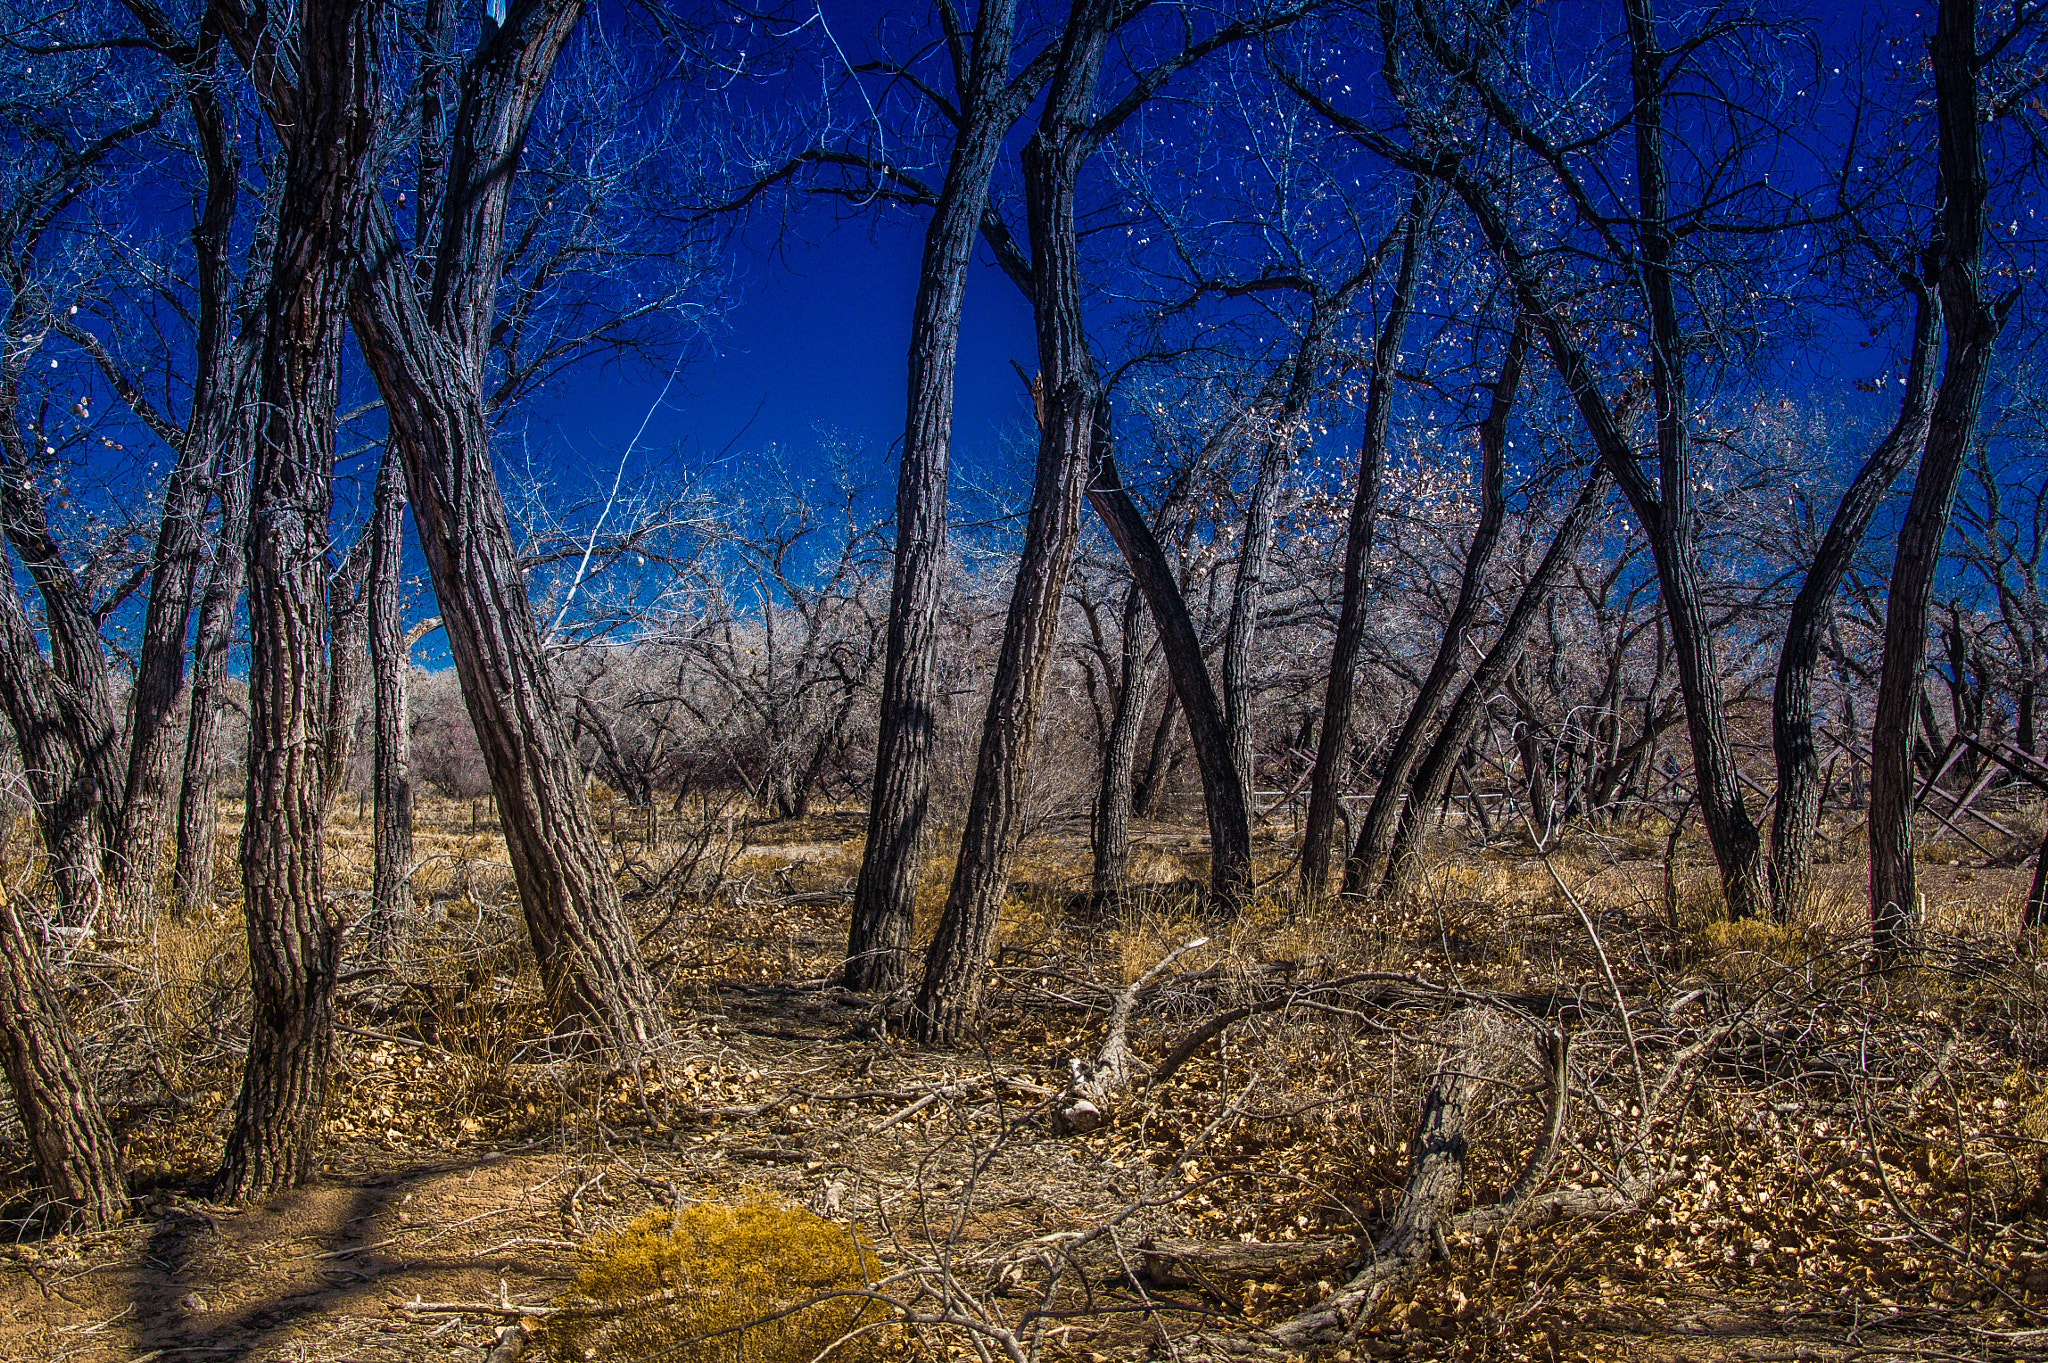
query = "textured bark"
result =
(1769, 286, 1940, 921)
(217, 0, 370, 1204)
(1346, 320, 1522, 899)
(352, 273, 668, 1054)
(1261, 1032, 1476, 1350)
(322, 528, 372, 809)
(114, 114, 245, 913)
(1870, 0, 2003, 960)
(0, 308, 123, 927)
(172, 436, 252, 910)
(0, 896, 126, 1229)
(367, 448, 419, 958)
(848, 0, 1031, 994)
(1382, 467, 1613, 900)
(1087, 441, 1253, 909)
(1091, 585, 1155, 899)
(348, 0, 667, 1057)
(0, 583, 114, 925)
(910, 9, 1112, 1041)
(1301, 186, 1430, 902)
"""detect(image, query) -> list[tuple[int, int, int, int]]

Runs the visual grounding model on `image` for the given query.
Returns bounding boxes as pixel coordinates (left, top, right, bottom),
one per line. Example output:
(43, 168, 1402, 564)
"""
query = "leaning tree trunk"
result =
(0, 894, 126, 1229)
(1870, 0, 2003, 960)
(346, 0, 668, 1057)
(1302, 185, 1430, 902)
(848, 0, 1027, 994)
(349, 290, 669, 1056)
(1087, 437, 1254, 911)
(367, 446, 419, 958)
(1348, 320, 1522, 899)
(216, 0, 369, 1204)
(1770, 285, 1939, 921)
(1381, 466, 1614, 901)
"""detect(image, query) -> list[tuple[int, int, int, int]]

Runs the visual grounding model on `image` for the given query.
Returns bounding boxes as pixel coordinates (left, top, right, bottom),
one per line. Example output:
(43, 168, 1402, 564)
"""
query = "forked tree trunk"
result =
(217, 0, 370, 1204)
(1087, 438, 1253, 910)
(112, 67, 253, 917)
(910, 0, 1122, 1042)
(367, 448, 419, 958)
(1347, 319, 1522, 899)
(1301, 185, 1430, 901)
(1769, 285, 1939, 921)
(1870, 0, 2004, 960)
(848, 0, 1031, 994)
(0, 895, 126, 1229)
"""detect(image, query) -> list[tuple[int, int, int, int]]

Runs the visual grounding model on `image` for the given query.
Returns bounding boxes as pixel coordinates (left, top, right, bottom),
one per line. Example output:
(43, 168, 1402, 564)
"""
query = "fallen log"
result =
(1138, 1236, 1354, 1291)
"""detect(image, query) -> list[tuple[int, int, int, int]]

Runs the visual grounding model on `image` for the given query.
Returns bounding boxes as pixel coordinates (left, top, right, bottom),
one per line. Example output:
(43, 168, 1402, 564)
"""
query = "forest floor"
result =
(3, 796, 2047, 1363)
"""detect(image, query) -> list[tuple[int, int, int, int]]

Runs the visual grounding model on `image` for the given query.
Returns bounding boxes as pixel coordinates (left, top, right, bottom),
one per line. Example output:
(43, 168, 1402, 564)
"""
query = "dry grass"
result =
(5, 793, 2048, 1363)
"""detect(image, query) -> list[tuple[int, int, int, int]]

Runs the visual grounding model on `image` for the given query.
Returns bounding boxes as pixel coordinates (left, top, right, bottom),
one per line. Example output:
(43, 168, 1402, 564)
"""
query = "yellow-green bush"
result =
(550, 1193, 886, 1363)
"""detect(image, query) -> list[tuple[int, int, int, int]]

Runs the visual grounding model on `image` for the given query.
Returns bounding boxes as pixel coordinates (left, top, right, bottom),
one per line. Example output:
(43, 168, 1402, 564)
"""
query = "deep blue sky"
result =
(528, 209, 1039, 497)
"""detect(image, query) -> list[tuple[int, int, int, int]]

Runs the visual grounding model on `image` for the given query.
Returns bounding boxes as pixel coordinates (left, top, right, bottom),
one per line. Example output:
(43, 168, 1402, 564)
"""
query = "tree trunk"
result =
(367, 447, 418, 958)
(114, 73, 253, 918)
(351, 290, 668, 1054)
(172, 438, 252, 911)
(1870, 0, 2003, 960)
(1769, 285, 1940, 921)
(848, 0, 1028, 994)
(1302, 185, 1430, 901)
(346, 0, 667, 1058)
(321, 528, 372, 810)
(909, 12, 1115, 1040)
(1092, 585, 1155, 899)
(1382, 467, 1614, 899)
(1087, 439, 1253, 910)
(1134, 687, 1181, 819)
(1347, 320, 1522, 898)
(217, 0, 369, 1204)
(0, 895, 126, 1229)
(0, 584, 113, 924)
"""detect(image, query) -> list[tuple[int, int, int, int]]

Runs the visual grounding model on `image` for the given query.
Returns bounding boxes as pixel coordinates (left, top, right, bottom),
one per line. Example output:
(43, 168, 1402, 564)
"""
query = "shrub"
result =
(550, 1193, 886, 1363)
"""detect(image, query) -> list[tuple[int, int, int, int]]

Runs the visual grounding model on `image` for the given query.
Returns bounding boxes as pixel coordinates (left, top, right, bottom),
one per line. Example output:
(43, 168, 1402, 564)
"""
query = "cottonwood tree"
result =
(909, 0, 1309, 1042)
(344, 0, 683, 1056)
(1287, 0, 1849, 919)
(1868, 0, 2034, 956)
(208, 0, 375, 1201)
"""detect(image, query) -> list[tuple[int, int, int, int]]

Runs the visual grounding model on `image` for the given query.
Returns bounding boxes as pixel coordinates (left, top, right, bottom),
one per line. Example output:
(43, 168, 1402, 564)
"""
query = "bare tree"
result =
(1869, 0, 2019, 957)
(346, 0, 669, 1056)
(212, 0, 374, 1201)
